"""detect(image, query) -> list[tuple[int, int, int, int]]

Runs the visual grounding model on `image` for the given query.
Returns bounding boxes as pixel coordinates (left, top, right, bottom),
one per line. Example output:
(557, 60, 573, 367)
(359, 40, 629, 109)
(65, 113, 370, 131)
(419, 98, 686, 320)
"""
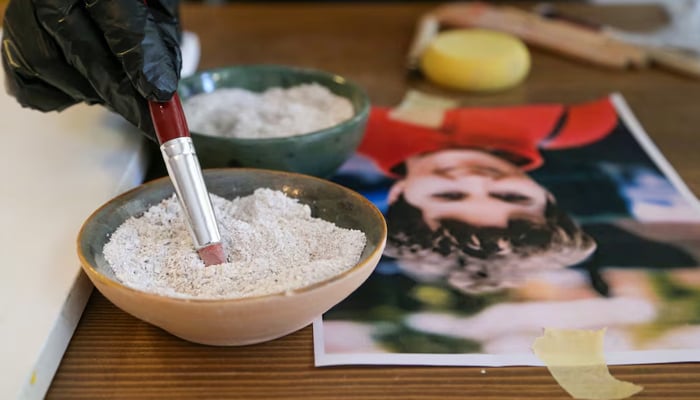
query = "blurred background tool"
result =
(407, 2, 648, 74)
(535, 0, 700, 78)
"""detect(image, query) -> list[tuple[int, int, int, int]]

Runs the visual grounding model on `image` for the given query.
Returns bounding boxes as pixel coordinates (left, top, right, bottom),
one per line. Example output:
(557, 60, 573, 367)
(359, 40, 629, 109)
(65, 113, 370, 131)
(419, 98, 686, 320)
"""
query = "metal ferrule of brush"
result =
(160, 137, 221, 250)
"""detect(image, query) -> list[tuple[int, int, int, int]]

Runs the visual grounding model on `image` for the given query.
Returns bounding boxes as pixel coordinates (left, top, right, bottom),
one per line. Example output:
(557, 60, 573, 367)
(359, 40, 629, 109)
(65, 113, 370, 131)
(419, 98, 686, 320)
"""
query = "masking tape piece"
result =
(532, 328, 643, 400)
(394, 90, 460, 110)
(388, 90, 459, 128)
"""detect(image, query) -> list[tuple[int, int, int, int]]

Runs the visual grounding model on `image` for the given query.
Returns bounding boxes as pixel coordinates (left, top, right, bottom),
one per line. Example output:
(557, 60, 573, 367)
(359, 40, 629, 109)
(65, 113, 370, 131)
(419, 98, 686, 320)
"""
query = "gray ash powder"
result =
(182, 83, 354, 139)
(103, 188, 367, 299)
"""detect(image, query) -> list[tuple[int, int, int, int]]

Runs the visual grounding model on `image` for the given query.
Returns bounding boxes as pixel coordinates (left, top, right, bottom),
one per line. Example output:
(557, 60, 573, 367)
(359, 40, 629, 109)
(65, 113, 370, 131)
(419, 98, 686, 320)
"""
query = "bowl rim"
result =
(178, 64, 372, 143)
(77, 168, 387, 304)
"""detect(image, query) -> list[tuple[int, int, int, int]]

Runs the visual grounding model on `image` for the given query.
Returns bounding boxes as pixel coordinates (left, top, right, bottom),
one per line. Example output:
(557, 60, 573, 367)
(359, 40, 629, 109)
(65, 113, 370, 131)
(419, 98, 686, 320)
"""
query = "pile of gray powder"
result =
(182, 83, 354, 139)
(103, 188, 367, 299)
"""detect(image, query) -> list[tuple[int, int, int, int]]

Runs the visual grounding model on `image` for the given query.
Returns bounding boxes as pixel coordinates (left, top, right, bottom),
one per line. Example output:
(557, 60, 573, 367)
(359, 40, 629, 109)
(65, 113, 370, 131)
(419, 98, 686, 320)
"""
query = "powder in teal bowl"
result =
(178, 65, 371, 178)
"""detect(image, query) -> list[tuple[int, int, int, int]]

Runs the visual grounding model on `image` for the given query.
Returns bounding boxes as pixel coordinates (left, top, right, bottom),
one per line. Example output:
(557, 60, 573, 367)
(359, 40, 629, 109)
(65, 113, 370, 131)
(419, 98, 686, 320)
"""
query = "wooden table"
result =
(48, 2, 700, 399)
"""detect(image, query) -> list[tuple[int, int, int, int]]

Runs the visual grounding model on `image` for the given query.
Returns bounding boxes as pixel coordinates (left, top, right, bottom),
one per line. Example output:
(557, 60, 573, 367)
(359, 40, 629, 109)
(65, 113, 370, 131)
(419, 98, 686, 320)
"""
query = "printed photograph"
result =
(315, 94, 700, 366)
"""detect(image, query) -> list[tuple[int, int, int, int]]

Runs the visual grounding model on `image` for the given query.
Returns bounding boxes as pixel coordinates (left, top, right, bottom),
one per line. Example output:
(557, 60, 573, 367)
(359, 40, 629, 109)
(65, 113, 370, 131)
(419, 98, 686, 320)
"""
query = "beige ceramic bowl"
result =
(77, 169, 386, 346)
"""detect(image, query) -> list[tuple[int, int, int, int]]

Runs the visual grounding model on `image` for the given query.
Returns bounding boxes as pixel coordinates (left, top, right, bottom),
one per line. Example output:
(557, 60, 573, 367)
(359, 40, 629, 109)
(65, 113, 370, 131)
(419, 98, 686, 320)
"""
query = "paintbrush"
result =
(148, 94, 227, 266)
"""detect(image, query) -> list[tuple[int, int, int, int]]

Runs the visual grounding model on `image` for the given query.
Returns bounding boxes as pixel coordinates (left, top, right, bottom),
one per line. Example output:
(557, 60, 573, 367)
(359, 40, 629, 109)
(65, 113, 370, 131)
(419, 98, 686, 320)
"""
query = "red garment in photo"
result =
(358, 97, 618, 176)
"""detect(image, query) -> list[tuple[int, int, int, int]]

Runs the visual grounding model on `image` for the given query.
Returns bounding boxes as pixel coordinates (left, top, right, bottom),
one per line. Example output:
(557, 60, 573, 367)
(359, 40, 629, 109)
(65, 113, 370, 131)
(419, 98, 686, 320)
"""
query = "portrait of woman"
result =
(352, 97, 618, 293)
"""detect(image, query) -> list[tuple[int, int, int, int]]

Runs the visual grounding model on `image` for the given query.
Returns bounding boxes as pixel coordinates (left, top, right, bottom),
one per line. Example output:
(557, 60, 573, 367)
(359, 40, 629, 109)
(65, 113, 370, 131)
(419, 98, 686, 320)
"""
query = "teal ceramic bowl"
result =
(178, 65, 371, 178)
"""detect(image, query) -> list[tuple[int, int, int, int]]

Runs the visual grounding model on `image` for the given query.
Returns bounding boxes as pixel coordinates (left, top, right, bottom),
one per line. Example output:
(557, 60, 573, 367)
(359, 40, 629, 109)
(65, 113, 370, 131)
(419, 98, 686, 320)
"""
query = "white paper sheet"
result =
(0, 30, 200, 399)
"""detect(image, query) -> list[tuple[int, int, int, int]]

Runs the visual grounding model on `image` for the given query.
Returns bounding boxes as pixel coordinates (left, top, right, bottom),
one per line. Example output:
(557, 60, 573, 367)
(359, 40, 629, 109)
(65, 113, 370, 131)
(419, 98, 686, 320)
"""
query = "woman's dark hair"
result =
(385, 194, 596, 294)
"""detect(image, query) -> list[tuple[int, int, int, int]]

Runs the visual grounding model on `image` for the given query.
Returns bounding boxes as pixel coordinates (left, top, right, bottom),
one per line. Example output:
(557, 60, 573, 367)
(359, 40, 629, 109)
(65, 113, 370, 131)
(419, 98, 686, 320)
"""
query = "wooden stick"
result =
(406, 15, 440, 72)
(645, 47, 700, 79)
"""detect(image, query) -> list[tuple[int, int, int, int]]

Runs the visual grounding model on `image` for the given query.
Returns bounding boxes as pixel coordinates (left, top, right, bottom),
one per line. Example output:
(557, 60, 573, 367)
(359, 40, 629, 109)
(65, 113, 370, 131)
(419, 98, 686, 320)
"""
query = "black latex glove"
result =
(1, 0, 182, 139)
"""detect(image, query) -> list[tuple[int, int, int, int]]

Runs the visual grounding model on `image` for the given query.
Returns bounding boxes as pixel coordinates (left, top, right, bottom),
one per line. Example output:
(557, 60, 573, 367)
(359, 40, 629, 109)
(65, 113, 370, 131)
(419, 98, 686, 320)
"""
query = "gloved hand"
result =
(1, 0, 182, 139)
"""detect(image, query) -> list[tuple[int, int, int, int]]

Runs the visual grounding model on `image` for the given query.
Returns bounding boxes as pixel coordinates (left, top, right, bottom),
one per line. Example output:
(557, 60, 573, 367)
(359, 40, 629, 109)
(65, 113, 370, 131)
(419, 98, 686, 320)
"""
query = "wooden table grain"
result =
(48, 2, 700, 399)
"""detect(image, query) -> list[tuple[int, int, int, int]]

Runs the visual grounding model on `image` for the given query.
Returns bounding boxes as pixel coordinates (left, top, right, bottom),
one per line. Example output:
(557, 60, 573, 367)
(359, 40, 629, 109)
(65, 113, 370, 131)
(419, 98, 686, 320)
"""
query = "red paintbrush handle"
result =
(148, 93, 190, 144)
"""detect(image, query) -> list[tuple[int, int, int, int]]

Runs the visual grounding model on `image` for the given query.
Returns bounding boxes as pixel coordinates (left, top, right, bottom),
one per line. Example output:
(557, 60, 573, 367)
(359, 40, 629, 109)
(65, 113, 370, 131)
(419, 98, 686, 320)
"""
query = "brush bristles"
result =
(197, 243, 227, 267)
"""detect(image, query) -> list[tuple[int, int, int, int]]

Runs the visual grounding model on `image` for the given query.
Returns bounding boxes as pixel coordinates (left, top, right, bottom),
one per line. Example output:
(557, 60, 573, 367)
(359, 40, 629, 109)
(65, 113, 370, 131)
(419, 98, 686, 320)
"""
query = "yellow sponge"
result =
(420, 29, 531, 92)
